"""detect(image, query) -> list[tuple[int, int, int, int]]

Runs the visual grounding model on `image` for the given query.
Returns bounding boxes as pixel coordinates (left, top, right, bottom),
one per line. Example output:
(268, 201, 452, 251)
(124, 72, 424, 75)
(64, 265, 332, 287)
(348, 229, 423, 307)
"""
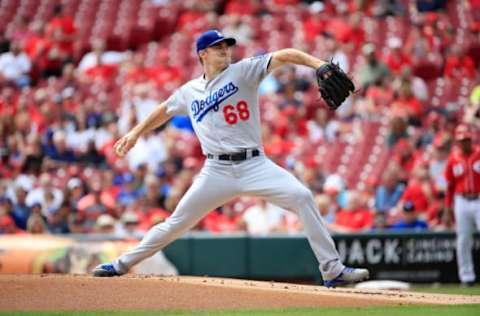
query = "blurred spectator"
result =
(78, 39, 126, 74)
(323, 174, 347, 209)
(117, 173, 142, 206)
(115, 211, 142, 238)
(391, 83, 423, 124)
(45, 201, 70, 234)
(382, 37, 412, 75)
(10, 185, 31, 230)
(0, 41, 32, 88)
(76, 181, 113, 230)
(95, 214, 116, 234)
(0, 214, 24, 234)
(371, 211, 389, 231)
(48, 130, 76, 163)
(25, 173, 64, 217)
(375, 166, 405, 212)
(330, 191, 374, 232)
(400, 164, 435, 215)
(26, 213, 49, 234)
(307, 107, 340, 143)
(387, 115, 408, 147)
(302, 8, 327, 43)
(392, 67, 428, 102)
(45, 4, 77, 62)
(242, 199, 285, 235)
(357, 43, 390, 89)
(222, 14, 252, 45)
(9, 15, 31, 43)
(390, 201, 428, 230)
(325, 36, 349, 73)
(203, 203, 244, 233)
(444, 46, 476, 79)
(316, 193, 335, 224)
(279, 66, 311, 93)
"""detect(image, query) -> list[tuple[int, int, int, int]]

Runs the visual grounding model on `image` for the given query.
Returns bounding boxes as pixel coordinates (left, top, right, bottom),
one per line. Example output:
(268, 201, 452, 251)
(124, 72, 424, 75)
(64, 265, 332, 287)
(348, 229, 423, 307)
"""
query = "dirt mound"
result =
(1, 274, 479, 311)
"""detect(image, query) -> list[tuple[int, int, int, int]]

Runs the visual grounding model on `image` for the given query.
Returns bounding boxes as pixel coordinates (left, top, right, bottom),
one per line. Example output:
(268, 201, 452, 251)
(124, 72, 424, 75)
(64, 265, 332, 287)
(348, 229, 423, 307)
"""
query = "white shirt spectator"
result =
(243, 201, 286, 235)
(126, 133, 168, 171)
(0, 51, 31, 80)
(78, 51, 126, 73)
(26, 187, 64, 216)
(131, 96, 158, 123)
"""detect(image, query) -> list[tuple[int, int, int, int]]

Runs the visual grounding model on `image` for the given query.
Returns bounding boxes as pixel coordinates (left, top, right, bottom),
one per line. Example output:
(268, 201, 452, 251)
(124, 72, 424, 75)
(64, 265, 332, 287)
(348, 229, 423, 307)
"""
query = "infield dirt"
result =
(1, 274, 479, 311)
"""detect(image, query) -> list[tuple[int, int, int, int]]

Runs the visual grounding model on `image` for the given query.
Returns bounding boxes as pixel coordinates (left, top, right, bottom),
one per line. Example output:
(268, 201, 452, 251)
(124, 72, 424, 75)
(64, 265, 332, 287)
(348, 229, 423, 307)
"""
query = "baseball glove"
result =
(316, 62, 355, 110)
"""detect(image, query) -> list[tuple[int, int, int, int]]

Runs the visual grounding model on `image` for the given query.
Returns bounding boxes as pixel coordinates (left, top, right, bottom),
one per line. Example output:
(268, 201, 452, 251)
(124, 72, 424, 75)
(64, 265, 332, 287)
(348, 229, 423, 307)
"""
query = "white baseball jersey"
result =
(165, 54, 272, 155)
(112, 53, 347, 282)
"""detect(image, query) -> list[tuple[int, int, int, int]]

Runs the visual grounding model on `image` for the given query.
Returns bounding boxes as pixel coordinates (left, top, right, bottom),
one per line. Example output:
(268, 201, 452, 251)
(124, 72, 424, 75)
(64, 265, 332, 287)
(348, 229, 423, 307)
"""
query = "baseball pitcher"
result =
(92, 30, 368, 287)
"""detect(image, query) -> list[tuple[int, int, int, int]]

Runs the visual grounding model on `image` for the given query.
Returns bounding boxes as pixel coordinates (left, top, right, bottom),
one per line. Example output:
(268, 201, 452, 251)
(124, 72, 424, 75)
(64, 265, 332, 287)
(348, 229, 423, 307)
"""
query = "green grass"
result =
(2, 306, 480, 316)
(413, 284, 480, 296)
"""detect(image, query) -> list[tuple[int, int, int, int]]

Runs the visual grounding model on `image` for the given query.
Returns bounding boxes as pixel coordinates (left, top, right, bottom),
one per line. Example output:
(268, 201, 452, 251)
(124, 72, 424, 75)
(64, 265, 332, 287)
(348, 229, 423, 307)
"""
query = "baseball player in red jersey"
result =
(444, 124, 480, 285)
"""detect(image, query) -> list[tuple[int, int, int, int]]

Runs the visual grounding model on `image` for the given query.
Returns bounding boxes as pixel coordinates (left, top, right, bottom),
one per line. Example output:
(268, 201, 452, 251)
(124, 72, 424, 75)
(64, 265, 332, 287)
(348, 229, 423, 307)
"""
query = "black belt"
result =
(207, 149, 260, 161)
(461, 193, 479, 200)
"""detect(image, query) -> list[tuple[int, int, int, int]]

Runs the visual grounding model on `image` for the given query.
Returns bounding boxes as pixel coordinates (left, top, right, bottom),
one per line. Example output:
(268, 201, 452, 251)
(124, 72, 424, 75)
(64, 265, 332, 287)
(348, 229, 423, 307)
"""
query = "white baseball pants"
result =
(454, 194, 480, 283)
(113, 155, 345, 280)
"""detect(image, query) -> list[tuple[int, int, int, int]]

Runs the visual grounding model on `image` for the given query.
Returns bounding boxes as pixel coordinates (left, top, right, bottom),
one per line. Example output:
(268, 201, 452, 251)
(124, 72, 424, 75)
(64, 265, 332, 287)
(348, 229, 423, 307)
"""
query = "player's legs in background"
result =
(237, 157, 345, 281)
(112, 161, 239, 274)
(454, 195, 477, 284)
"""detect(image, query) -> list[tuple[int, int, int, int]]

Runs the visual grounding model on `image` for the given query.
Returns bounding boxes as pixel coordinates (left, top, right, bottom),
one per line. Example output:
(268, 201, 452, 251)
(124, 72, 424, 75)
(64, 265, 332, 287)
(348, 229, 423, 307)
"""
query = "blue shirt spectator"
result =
(375, 169, 405, 212)
(390, 201, 428, 230)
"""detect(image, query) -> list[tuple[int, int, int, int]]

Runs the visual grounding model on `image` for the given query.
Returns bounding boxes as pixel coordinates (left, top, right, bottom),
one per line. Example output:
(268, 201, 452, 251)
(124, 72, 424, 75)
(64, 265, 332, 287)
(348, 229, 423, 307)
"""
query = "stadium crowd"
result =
(0, 0, 479, 237)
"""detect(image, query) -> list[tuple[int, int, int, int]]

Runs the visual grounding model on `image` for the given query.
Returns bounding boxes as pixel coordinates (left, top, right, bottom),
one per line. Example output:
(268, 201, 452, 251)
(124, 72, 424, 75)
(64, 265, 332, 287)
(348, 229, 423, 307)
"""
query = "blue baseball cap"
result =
(196, 29, 236, 53)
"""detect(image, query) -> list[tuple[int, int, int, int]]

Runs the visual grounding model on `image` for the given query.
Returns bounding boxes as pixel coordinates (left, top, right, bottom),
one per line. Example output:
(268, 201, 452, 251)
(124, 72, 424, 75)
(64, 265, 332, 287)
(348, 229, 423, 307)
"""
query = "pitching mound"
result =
(1, 274, 479, 311)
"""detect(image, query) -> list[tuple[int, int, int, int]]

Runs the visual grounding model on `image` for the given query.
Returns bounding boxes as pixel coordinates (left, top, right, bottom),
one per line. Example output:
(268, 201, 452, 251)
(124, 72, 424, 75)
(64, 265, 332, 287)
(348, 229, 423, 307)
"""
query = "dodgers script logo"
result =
(191, 82, 239, 122)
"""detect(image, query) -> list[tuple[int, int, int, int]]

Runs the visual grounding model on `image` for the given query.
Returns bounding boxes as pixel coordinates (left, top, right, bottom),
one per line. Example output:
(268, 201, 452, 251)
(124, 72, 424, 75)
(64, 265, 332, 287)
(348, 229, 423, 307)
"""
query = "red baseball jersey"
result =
(444, 145, 480, 207)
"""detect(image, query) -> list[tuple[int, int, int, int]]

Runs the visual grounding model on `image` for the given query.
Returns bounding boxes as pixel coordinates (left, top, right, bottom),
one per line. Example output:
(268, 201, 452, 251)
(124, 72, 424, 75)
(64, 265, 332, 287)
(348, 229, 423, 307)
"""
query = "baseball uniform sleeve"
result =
(238, 53, 273, 88)
(165, 87, 188, 116)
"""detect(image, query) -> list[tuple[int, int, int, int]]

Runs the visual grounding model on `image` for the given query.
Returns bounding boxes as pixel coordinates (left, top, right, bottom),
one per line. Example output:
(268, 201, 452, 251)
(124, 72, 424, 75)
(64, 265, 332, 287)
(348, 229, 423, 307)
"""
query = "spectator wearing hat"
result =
(444, 124, 480, 286)
(117, 211, 142, 238)
(390, 201, 428, 230)
(117, 173, 142, 207)
(45, 201, 70, 234)
(95, 214, 116, 235)
(382, 37, 412, 75)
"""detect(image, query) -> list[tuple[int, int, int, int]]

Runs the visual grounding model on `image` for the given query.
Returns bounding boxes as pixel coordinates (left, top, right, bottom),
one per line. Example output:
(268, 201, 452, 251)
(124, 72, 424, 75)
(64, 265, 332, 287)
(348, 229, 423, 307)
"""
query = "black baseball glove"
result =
(316, 62, 355, 110)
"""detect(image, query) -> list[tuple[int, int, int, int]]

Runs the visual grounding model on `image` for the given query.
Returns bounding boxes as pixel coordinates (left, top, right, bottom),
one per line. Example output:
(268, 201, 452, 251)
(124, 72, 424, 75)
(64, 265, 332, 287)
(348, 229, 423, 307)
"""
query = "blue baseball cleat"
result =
(92, 263, 120, 277)
(324, 267, 370, 288)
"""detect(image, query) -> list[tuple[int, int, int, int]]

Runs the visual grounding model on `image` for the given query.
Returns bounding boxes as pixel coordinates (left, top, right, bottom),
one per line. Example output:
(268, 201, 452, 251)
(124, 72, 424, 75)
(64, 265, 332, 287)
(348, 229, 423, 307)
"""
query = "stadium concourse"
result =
(0, 0, 479, 238)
